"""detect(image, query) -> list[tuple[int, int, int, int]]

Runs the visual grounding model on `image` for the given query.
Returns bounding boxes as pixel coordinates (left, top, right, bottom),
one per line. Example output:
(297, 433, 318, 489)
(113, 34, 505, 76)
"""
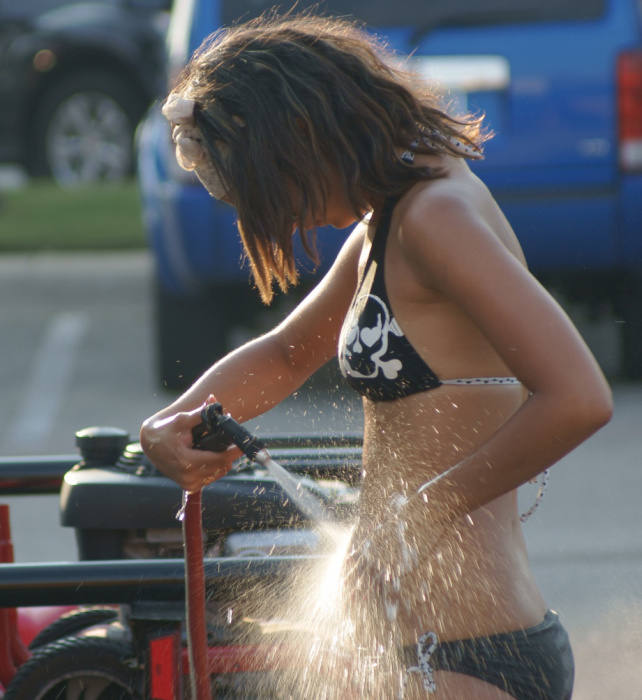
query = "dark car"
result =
(0, 0, 170, 185)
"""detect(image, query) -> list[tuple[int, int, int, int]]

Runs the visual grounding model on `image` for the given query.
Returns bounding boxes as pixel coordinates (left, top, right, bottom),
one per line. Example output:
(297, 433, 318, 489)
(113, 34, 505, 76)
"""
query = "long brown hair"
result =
(172, 12, 489, 303)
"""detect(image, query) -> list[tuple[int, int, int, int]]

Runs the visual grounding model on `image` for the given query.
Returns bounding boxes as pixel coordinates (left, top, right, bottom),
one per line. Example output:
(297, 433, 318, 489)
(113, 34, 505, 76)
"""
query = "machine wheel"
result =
(28, 607, 119, 650)
(4, 637, 137, 700)
(28, 70, 146, 185)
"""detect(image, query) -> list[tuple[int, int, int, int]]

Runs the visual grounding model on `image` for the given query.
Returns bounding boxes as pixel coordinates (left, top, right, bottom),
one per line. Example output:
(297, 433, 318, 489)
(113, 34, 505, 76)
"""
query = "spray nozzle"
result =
(192, 402, 265, 461)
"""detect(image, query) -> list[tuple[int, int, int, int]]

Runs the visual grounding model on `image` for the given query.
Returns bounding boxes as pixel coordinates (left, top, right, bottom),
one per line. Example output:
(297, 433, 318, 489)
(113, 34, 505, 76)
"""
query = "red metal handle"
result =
(0, 505, 31, 688)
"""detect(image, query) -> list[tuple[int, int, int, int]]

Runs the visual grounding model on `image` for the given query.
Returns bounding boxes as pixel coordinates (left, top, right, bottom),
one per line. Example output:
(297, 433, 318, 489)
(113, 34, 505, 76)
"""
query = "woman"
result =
(140, 13, 612, 699)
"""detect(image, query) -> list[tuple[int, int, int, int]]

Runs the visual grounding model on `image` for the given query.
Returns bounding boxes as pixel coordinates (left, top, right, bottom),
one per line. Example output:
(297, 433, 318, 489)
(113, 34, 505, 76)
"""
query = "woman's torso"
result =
(347, 156, 547, 644)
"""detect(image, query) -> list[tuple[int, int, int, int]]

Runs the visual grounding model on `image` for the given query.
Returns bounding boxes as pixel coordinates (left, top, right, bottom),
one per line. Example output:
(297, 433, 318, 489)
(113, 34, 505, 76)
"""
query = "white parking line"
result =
(6, 311, 88, 450)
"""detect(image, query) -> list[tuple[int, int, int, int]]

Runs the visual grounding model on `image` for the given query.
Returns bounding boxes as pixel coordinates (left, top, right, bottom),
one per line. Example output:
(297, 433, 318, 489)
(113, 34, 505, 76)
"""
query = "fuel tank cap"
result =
(75, 426, 131, 465)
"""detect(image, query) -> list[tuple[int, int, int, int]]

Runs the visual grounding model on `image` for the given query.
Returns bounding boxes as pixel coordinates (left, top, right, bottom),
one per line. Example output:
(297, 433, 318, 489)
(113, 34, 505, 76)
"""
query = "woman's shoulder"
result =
(410, 157, 492, 209)
(393, 166, 526, 273)
(397, 172, 489, 242)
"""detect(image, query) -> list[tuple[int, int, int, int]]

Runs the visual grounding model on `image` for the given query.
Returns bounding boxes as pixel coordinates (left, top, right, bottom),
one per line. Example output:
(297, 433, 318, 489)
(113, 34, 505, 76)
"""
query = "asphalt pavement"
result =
(0, 251, 640, 699)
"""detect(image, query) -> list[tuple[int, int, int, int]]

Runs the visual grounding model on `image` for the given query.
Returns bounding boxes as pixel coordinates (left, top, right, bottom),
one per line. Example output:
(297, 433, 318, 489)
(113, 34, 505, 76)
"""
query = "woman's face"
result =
(222, 178, 361, 232)
(294, 181, 362, 233)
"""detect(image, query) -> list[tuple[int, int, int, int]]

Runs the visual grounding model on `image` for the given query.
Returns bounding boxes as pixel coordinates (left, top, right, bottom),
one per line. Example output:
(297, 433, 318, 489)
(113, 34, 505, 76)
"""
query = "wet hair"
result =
(171, 12, 489, 303)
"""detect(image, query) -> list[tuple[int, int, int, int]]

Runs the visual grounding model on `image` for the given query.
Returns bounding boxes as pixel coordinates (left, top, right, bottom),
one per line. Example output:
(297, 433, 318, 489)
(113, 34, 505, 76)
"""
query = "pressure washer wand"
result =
(193, 402, 333, 523)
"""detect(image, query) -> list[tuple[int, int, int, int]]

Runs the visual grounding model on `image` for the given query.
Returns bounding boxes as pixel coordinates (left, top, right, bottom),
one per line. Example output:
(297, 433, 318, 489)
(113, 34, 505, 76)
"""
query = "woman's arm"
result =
(140, 223, 365, 491)
(398, 189, 613, 524)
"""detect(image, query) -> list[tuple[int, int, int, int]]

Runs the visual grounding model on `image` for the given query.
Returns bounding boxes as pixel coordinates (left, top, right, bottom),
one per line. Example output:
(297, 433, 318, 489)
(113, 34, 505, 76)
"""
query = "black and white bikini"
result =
(337, 194, 521, 401)
(338, 194, 568, 699)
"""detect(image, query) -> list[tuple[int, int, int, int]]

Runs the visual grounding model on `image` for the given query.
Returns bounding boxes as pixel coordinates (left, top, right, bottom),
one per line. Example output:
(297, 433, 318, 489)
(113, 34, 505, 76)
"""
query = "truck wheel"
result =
(4, 637, 136, 700)
(28, 71, 145, 185)
(156, 284, 229, 391)
(28, 607, 119, 650)
(156, 283, 242, 391)
(156, 280, 293, 391)
(617, 270, 642, 380)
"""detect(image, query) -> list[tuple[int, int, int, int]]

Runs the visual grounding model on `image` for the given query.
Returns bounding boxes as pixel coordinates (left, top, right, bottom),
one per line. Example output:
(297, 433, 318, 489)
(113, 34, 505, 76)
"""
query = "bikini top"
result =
(337, 195, 521, 401)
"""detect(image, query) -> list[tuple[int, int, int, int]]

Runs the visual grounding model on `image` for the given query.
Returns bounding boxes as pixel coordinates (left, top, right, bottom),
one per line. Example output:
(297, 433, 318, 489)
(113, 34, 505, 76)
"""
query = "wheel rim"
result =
(35, 672, 133, 700)
(46, 92, 132, 185)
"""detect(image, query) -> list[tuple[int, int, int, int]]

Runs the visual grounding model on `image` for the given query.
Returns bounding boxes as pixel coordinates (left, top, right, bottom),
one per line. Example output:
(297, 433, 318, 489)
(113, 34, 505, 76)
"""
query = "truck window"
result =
(223, 0, 606, 28)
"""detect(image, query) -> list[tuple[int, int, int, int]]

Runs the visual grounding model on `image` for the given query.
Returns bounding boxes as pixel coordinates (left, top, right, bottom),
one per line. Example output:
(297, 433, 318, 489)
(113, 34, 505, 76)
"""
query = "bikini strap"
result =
(520, 469, 550, 523)
(367, 194, 402, 268)
(400, 632, 438, 697)
(440, 377, 522, 386)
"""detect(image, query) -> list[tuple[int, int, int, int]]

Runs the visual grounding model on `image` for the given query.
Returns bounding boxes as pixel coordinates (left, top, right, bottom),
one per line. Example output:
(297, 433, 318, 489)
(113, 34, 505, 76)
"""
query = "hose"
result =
(182, 490, 211, 700)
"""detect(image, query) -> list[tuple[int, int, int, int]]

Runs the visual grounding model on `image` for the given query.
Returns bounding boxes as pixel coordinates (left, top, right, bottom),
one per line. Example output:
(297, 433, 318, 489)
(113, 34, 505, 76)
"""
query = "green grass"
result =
(0, 179, 146, 251)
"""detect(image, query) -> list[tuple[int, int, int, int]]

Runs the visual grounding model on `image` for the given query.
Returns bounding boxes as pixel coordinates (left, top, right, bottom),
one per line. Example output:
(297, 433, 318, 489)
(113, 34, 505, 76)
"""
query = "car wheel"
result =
(4, 637, 137, 700)
(28, 607, 119, 651)
(28, 71, 146, 185)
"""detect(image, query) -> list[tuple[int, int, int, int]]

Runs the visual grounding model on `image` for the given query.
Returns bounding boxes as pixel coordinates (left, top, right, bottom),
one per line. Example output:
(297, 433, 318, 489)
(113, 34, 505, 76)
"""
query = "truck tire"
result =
(4, 637, 136, 700)
(156, 284, 229, 391)
(617, 270, 642, 380)
(28, 71, 146, 185)
(156, 282, 265, 391)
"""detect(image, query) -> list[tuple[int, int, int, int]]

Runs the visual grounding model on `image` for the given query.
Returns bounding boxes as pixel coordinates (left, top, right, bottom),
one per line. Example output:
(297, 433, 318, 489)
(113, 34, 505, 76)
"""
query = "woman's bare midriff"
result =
(357, 385, 548, 646)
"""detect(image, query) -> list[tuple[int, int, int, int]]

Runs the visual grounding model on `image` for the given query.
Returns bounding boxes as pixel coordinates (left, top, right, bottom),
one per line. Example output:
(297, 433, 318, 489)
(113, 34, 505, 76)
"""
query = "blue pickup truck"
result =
(137, 0, 642, 390)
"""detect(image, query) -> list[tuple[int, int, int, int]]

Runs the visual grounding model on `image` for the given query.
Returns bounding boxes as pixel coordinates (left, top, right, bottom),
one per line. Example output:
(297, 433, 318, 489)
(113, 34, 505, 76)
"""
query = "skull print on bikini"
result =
(338, 195, 522, 402)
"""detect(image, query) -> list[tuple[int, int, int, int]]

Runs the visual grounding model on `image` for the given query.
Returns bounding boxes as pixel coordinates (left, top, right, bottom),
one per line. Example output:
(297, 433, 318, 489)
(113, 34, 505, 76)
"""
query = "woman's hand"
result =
(343, 491, 449, 627)
(140, 397, 243, 492)
(343, 511, 422, 625)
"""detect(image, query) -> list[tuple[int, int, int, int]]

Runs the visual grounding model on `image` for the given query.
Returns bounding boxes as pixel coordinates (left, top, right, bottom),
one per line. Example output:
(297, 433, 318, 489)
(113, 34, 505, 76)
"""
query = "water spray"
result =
(181, 402, 335, 699)
(193, 403, 335, 522)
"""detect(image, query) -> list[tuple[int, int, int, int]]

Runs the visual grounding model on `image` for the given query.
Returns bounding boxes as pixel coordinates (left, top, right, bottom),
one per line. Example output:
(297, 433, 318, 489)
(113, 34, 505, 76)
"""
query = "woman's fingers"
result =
(156, 446, 240, 492)
(342, 526, 410, 624)
(141, 404, 243, 490)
